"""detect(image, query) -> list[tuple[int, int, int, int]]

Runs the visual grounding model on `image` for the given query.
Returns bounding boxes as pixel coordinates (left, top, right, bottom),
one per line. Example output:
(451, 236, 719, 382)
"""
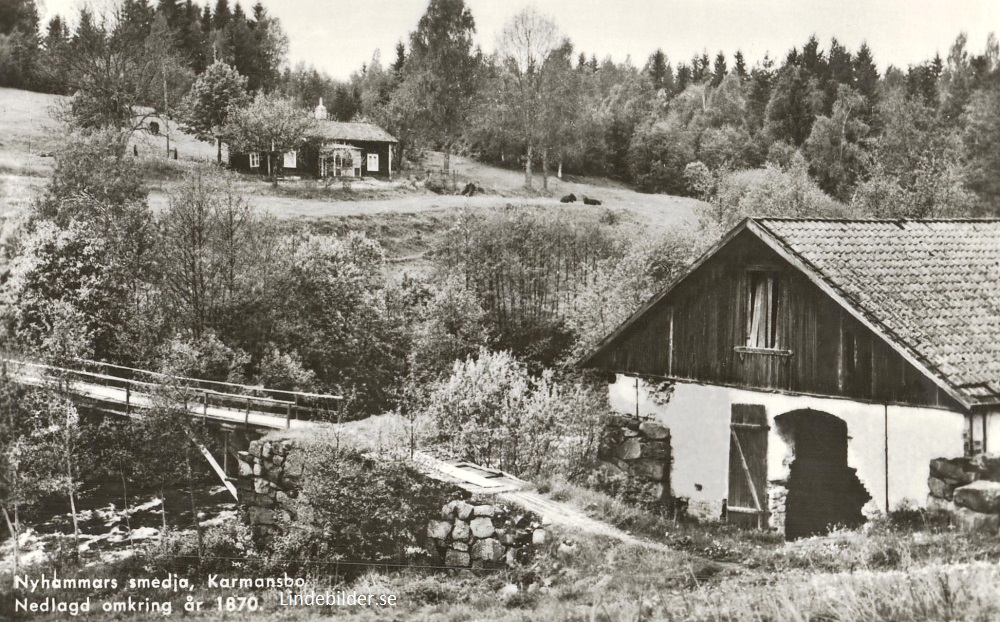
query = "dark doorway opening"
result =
(777, 409, 870, 539)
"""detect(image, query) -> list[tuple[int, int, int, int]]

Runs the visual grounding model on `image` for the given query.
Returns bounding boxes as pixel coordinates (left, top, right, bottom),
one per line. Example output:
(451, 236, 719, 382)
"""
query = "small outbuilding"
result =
(580, 218, 1000, 538)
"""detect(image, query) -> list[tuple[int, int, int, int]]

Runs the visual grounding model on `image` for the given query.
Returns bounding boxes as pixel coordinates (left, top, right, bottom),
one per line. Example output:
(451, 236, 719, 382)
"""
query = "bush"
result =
(421, 349, 607, 479)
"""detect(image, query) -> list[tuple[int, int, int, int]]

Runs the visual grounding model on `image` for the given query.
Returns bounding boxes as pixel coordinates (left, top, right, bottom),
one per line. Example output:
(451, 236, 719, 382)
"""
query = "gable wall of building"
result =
(592, 230, 961, 410)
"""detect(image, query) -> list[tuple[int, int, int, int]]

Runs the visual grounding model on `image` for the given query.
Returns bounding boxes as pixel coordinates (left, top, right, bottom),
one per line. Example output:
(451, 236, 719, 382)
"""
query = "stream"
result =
(1, 479, 237, 571)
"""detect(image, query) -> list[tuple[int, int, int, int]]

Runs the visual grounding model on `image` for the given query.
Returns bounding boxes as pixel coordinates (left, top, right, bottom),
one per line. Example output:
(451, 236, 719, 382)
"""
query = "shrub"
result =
(421, 349, 607, 479)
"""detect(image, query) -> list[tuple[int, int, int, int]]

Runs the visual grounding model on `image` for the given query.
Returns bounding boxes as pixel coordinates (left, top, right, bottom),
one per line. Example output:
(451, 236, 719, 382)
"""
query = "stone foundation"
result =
(927, 455, 1000, 533)
(597, 415, 672, 504)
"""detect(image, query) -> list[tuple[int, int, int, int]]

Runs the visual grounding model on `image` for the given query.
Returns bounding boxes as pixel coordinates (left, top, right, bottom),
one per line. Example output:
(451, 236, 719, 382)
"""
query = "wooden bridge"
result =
(4, 357, 343, 431)
(4, 357, 529, 502)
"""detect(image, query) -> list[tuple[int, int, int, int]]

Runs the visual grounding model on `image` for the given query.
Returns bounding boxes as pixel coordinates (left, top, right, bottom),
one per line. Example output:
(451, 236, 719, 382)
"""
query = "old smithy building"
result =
(581, 218, 1000, 538)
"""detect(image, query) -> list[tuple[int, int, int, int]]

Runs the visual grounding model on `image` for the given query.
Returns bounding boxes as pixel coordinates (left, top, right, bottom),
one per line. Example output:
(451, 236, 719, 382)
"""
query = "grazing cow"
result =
(583, 196, 602, 206)
(461, 182, 478, 196)
(560, 193, 577, 203)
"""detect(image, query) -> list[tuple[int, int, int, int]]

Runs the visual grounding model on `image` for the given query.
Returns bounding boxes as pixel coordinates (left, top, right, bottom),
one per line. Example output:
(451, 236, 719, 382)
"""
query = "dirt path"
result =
(500, 489, 673, 553)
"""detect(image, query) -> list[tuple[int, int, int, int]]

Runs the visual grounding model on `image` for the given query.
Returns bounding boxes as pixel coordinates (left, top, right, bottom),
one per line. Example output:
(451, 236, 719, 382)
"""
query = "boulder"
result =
(618, 438, 642, 460)
(470, 517, 496, 538)
(238, 459, 253, 477)
(532, 529, 547, 545)
(930, 458, 978, 484)
(471, 538, 505, 562)
(639, 421, 670, 440)
(444, 550, 470, 567)
(631, 458, 667, 481)
(974, 454, 1000, 481)
(927, 477, 954, 500)
(640, 441, 670, 460)
(455, 501, 475, 520)
(953, 506, 1000, 534)
(441, 500, 458, 519)
(427, 520, 452, 540)
(926, 495, 956, 515)
(452, 520, 471, 541)
(473, 505, 496, 517)
(248, 507, 275, 526)
(451, 541, 469, 552)
(954, 480, 1000, 513)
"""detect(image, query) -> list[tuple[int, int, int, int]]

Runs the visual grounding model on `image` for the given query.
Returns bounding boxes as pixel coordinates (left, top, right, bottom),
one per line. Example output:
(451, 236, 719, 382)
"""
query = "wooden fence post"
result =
(244, 397, 251, 430)
(125, 382, 131, 415)
(203, 390, 208, 425)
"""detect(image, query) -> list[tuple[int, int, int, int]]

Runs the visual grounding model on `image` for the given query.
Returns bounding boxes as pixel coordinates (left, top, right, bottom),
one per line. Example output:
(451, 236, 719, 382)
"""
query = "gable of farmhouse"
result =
(581, 218, 1000, 537)
(583, 218, 1000, 411)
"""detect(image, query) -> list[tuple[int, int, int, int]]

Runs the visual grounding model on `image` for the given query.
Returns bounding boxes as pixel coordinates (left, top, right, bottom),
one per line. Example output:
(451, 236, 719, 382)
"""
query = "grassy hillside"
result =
(0, 86, 702, 267)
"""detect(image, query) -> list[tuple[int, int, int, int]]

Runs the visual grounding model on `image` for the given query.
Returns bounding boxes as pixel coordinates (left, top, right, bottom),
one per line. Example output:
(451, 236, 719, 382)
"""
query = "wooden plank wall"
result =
(591, 230, 959, 410)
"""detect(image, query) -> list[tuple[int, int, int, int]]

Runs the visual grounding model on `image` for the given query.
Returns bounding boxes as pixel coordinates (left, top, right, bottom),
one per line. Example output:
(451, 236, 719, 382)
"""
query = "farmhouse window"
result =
(249, 153, 260, 168)
(367, 153, 379, 172)
(746, 273, 779, 349)
(284, 150, 297, 168)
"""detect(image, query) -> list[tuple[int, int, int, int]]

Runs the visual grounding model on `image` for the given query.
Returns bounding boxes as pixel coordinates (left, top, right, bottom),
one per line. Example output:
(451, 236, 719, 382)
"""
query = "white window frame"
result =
(367, 152, 379, 172)
(249, 152, 260, 169)
(284, 150, 297, 169)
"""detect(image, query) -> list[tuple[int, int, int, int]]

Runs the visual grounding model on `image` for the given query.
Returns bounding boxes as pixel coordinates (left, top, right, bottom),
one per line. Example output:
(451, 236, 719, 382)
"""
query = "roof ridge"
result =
(754, 217, 1000, 223)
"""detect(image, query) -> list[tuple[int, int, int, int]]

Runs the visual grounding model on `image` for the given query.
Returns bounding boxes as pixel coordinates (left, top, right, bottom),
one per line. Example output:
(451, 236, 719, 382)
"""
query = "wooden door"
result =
(727, 404, 768, 529)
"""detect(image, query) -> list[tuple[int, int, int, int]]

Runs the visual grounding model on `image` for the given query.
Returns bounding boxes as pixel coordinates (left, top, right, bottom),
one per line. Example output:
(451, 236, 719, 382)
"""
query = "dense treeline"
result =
(5, 0, 1000, 213)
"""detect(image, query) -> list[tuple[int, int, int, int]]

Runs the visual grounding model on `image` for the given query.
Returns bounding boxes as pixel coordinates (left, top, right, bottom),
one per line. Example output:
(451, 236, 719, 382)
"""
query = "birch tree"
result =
(495, 7, 561, 189)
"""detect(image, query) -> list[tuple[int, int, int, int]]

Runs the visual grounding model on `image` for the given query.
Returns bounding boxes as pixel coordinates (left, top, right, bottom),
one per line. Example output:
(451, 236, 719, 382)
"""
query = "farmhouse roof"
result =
(581, 217, 1000, 409)
(312, 120, 397, 144)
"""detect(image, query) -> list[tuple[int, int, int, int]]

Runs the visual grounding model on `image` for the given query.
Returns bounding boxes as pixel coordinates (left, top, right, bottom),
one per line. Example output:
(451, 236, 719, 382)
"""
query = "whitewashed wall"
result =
(609, 375, 967, 522)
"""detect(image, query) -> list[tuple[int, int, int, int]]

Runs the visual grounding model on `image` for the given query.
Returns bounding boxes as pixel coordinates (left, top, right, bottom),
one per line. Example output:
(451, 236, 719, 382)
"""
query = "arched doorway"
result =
(776, 409, 870, 539)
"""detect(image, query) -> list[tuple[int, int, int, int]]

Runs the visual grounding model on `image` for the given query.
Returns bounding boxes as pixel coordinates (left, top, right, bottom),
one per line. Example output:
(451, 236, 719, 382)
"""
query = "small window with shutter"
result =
(746, 272, 779, 349)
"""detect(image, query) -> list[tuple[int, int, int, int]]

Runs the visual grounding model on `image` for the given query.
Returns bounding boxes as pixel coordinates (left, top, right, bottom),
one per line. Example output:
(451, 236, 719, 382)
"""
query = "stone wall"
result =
(928, 455, 1000, 533)
(235, 437, 304, 537)
(426, 499, 544, 569)
(236, 436, 545, 569)
(597, 414, 671, 503)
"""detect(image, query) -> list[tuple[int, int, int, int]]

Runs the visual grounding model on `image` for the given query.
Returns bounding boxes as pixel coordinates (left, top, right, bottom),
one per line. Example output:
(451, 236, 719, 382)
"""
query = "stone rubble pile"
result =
(426, 499, 544, 569)
(928, 455, 1000, 533)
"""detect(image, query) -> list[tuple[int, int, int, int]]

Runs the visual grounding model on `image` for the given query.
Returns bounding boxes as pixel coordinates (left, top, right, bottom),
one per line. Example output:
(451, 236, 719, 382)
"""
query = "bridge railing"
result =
(3, 357, 343, 426)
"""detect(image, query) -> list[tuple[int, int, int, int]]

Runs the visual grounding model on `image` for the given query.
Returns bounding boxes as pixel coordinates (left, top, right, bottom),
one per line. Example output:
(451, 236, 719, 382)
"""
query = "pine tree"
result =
(854, 42, 879, 107)
(646, 49, 672, 93)
(733, 50, 748, 81)
(711, 51, 727, 87)
(213, 0, 231, 30)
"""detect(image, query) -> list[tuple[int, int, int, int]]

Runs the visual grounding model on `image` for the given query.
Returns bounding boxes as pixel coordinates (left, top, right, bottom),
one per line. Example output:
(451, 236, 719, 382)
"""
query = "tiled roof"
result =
(312, 120, 397, 143)
(756, 218, 1000, 406)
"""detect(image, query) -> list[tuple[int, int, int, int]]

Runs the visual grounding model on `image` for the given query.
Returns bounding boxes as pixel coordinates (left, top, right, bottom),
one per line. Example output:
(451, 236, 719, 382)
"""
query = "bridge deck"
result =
(7, 359, 526, 495)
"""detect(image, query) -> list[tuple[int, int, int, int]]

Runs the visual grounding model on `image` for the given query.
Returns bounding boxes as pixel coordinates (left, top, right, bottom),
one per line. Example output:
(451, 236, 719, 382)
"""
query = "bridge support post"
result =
(285, 403, 291, 429)
(202, 390, 208, 425)
(125, 383, 131, 415)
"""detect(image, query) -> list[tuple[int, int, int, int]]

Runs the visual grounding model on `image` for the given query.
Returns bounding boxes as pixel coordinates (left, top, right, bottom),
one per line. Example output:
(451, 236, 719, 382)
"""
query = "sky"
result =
(36, 0, 1000, 80)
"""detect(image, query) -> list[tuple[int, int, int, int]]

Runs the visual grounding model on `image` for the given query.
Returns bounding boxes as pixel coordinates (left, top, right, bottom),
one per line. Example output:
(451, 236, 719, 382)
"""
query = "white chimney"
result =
(314, 97, 328, 120)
